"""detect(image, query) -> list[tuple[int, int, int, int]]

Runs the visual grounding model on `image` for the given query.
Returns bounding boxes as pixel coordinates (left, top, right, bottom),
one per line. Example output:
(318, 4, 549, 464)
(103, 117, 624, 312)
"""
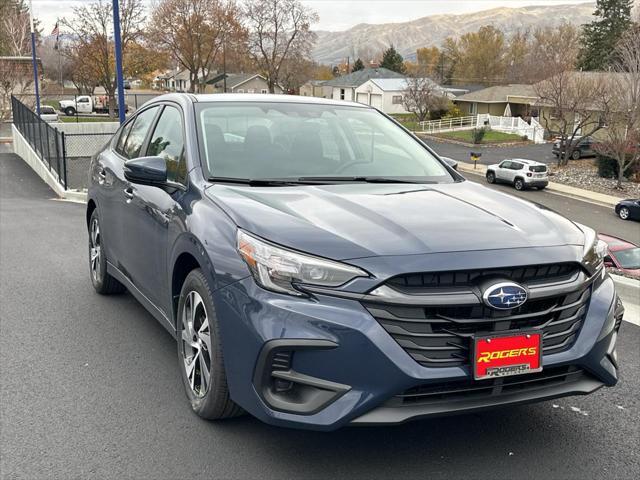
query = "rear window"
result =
(41, 106, 55, 114)
(529, 165, 547, 172)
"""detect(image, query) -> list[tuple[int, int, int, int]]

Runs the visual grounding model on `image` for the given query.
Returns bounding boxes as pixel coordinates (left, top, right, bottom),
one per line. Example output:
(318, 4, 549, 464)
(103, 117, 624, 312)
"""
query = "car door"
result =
(101, 106, 161, 279)
(510, 161, 524, 181)
(122, 104, 188, 315)
(496, 161, 512, 182)
(77, 96, 92, 113)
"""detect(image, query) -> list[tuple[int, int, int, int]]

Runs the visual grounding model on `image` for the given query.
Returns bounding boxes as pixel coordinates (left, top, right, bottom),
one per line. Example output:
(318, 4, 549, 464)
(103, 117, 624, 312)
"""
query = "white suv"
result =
(486, 158, 549, 191)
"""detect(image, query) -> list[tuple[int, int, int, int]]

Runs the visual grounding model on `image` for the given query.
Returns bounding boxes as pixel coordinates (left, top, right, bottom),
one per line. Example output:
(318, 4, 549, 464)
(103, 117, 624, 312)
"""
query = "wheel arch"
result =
(86, 198, 97, 228)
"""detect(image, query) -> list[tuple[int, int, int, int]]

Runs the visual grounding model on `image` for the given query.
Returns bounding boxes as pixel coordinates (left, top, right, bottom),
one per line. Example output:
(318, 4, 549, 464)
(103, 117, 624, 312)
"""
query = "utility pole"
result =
(112, 0, 126, 124)
(28, 0, 41, 114)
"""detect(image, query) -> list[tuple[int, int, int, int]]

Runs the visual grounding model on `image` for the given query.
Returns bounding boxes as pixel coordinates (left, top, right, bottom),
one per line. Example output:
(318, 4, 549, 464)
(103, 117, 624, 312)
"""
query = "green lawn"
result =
(432, 129, 528, 144)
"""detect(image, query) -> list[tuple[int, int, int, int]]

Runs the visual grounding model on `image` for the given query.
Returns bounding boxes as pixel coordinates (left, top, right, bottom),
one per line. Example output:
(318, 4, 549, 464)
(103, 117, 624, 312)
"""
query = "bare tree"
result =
(403, 76, 450, 122)
(535, 71, 611, 166)
(244, 0, 318, 93)
(594, 26, 640, 188)
(62, 0, 145, 117)
(148, 0, 244, 93)
(0, 58, 35, 120)
(1, 1, 31, 56)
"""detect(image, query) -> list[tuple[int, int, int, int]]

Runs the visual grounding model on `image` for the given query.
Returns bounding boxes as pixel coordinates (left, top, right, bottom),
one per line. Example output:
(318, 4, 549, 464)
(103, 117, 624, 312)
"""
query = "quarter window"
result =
(115, 120, 134, 156)
(147, 106, 187, 185)
(122, 107, 159, 159)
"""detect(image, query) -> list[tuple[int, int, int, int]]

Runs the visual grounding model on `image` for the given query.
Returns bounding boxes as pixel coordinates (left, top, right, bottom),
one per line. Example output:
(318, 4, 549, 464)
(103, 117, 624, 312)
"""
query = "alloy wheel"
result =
(181, 291, 212, 398)
(89, 217, 101, 282)
(515, 179, 524, 190)
(620, 207, 630, 220)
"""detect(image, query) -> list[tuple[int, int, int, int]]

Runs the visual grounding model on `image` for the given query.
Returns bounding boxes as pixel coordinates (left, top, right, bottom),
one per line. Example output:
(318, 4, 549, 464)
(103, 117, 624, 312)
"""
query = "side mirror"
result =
(124, 156, 167, 185)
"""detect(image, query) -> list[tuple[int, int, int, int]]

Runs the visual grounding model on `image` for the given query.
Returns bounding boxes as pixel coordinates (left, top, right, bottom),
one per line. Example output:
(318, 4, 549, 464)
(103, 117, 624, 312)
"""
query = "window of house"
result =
(340, 89, 346, 100)
(122, 106, 160, 159)
(392, 95, 403, 105)
(261, 89, 268, 94)
(146, 106, 187, 185)
(470, 102, 477, 114)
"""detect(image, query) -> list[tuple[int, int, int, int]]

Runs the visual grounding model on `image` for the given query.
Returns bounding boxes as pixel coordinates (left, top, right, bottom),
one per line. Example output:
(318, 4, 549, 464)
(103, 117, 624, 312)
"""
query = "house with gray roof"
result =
(207, 73, 283, 94)
(322, 67, 405, 102)
(453, 84, 538, 117)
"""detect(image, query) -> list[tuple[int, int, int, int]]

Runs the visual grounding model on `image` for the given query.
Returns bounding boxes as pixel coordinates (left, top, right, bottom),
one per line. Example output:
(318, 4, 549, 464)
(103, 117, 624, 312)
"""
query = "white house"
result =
(322, 68, 405, 103)
(354, 78, 462, 114)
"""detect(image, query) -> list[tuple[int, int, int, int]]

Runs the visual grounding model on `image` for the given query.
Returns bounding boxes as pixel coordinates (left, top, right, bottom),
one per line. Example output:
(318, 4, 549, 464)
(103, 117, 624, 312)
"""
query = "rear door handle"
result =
(123, 187, 135, 200)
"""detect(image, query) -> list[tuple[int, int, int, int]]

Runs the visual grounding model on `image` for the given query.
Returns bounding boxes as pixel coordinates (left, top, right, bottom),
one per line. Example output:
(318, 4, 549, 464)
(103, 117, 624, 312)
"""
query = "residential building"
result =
(354, 78, 463, 114)
(453, 84, 538, 117)
(322, 67, 405, 102)
(299, 80, 331, 98)
(207, 73, 283, 94)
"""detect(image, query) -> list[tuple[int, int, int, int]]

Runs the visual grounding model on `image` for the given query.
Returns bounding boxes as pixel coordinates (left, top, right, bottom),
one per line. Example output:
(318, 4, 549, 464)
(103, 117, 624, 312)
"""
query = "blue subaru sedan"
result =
(86, 94, 622, 430)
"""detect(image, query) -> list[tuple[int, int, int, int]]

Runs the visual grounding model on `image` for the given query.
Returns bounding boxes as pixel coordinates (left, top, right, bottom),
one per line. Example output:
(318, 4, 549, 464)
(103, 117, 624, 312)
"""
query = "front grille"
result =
(363, 271, 591, 368)
(391, 366, 585, 406)
(388, 263, 580, 291)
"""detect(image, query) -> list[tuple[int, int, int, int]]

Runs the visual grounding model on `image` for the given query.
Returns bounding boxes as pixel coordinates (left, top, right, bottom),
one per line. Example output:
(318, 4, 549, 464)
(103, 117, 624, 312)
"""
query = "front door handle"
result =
(123, 187, 135, 200)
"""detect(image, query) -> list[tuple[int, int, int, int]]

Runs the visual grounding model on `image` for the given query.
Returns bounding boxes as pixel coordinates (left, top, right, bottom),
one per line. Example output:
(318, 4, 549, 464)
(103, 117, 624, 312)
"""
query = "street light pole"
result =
(28, 0, 41, 114)
(112, 0, 126, 124)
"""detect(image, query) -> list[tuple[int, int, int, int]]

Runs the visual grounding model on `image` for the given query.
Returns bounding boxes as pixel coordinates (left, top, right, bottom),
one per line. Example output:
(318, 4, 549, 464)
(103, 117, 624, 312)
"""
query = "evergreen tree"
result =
(352, 58, 365, 72)
(577, 0, 633, 70)
(380, 46, 406, 74)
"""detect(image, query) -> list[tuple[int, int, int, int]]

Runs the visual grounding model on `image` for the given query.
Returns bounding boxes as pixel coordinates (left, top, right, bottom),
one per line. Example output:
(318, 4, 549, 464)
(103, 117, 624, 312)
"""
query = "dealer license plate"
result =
(473, 332, 542, 380)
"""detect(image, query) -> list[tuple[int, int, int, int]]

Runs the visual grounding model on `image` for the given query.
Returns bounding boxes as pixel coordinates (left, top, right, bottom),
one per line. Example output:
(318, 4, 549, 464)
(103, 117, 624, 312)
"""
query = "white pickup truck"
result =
(58, 95, 129, 116)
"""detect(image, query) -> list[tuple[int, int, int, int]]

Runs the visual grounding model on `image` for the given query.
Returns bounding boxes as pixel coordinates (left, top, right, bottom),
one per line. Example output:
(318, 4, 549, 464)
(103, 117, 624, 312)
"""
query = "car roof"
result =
(146, 92, 369, 109)
(506, 158, 545, 166)
(597, 233, 638, 251)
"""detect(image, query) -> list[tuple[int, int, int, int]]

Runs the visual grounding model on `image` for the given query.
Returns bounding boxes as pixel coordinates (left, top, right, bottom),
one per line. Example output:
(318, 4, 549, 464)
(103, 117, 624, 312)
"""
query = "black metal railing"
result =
(11, 95, 68, 189)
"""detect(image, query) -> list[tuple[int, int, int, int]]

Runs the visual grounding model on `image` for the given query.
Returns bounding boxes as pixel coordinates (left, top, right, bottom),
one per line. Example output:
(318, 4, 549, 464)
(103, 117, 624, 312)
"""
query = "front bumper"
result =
(214, 271, 621, 431)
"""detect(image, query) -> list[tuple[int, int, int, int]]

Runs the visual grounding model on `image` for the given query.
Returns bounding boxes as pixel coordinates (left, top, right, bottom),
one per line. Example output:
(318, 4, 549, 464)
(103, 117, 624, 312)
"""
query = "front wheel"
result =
(514, 178, 525, 191)
(486, 171, 496, 184)
(64, 106, 76, 116)
(571, 150, 581, 160)
(619, 207, 630, 220)
(177, 269, 242, 420)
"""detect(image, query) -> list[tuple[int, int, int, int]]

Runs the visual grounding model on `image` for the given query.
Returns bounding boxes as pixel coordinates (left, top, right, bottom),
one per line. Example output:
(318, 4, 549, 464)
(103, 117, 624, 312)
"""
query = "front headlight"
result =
(237, 230, 369, 296)
(576, 223, 608, 273)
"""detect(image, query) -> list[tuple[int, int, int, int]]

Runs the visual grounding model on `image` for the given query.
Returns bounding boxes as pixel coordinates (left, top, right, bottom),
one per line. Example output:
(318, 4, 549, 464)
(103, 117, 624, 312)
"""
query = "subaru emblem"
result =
(482, 282, 528, 310)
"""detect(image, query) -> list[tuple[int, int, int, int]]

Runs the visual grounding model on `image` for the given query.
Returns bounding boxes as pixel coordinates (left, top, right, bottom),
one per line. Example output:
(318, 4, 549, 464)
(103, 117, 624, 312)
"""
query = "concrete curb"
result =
(456, 161, 622, 208)
(12, 125, 88, 203)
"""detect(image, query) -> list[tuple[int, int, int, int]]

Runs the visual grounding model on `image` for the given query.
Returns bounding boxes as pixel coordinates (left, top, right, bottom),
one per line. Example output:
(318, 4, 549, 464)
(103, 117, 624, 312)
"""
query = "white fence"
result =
(418, 114, 546, 144)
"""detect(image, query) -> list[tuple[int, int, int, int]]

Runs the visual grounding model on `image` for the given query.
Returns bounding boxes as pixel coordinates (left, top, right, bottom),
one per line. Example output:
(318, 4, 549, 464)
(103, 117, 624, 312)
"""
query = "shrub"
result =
(596, 154, 619, 179)
(471, 127, 486, 144)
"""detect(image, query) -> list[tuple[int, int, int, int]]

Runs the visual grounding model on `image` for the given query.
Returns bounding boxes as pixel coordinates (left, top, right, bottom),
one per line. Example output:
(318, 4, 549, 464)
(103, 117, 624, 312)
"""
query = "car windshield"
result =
(195, 102, 453, 183)
(614, 247, 640, 269)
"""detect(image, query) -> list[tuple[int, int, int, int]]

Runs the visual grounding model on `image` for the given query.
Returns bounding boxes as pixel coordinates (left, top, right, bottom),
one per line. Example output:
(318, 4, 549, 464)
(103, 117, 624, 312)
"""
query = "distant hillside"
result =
(312, 3, 595, 65)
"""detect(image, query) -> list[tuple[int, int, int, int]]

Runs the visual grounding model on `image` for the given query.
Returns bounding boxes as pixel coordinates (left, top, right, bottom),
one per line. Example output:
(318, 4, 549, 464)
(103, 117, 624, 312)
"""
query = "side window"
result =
(115, 120, 134, 156)
(511, 162, 523, 170)
(123, 107, 159, 159)
(500, 161, 511, 169)
(147, 106, 187, 184)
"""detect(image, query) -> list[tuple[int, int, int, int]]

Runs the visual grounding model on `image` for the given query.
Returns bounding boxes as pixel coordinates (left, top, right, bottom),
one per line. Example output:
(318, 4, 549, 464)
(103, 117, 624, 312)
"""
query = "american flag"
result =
(52, 21, 59, 49)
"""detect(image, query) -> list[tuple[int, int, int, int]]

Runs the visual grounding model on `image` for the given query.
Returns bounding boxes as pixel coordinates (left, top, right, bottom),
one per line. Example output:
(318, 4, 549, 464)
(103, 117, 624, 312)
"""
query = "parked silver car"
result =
(39, 105, 59, 123)
(486, 158, 548, 191)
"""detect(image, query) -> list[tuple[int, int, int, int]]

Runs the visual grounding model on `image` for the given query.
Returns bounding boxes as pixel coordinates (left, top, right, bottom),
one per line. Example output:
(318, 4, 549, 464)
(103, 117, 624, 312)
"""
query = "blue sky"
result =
(34, 0, 594, 35)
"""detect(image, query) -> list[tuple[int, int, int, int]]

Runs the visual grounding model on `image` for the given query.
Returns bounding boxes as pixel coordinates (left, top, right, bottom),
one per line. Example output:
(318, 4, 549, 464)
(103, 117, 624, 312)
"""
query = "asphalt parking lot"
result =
(1, 153, 639, 479)
(425, 139, 557, 165)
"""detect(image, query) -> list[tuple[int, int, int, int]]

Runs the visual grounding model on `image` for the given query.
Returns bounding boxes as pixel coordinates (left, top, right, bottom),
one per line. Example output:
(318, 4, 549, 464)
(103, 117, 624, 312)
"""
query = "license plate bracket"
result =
(473, 331, 542, 380)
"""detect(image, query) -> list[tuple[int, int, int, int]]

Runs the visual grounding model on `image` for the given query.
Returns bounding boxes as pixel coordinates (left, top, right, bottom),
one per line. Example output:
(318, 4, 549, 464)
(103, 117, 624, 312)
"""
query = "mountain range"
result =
(311, 3, 596, 65)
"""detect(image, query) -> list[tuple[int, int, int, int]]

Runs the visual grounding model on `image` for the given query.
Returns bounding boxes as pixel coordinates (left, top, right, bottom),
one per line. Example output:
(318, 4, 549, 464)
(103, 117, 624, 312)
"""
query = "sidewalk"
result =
(457, 161, 623, 207)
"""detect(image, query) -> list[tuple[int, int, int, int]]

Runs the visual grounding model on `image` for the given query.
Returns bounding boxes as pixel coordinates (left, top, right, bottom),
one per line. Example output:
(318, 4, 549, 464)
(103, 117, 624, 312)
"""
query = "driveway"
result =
(1, 153, 638, 479)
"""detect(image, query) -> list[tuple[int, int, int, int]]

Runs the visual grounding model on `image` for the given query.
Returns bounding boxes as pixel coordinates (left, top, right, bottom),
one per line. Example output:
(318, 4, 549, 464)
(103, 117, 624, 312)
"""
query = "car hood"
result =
(205, 181, 585, 260)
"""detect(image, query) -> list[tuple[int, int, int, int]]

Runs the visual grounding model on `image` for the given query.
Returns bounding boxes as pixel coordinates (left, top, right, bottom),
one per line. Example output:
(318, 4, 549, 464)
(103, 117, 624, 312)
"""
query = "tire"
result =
(571, 150, 581, 160)
(514, 178, 525, 191)
(538, 185, 546, 190)
(486, 171, 496, 184)
(64, 106, 76, 116)
(88, 209, 126, 294)
(619, 207, 630, 220)
(177, 269, 243, 420)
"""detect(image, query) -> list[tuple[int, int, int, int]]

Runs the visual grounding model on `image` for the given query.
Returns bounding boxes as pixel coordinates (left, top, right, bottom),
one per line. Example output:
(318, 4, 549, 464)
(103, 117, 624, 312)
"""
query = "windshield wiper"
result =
(297, 176, 432, 184)
(208, 177, 302, 186)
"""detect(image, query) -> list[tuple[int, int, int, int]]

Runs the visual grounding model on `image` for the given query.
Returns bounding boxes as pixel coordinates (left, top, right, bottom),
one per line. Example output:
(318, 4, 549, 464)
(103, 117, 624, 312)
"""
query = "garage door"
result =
(370, 94, 383, 109)
(356, 93, 368, 105)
